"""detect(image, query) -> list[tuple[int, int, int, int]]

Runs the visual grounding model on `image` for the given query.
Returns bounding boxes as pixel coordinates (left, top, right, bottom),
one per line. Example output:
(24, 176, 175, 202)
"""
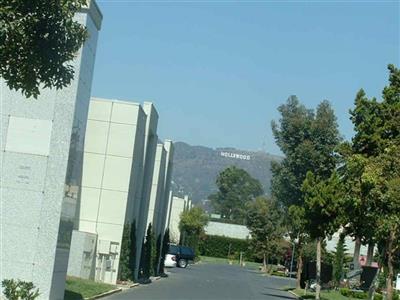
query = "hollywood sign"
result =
(220, 151, 251, 161)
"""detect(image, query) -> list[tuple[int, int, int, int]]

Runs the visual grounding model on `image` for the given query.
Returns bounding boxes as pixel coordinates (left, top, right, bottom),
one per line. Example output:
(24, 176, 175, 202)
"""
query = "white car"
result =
(164, 254, 177, 268)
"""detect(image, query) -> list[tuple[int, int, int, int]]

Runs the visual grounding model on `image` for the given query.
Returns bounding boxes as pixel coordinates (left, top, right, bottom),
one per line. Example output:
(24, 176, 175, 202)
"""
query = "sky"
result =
(92, 0, 399, 156)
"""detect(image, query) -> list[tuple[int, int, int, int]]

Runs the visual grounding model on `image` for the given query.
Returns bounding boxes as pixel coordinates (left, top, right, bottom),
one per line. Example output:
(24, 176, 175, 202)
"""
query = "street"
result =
(106, 263, 297, 300)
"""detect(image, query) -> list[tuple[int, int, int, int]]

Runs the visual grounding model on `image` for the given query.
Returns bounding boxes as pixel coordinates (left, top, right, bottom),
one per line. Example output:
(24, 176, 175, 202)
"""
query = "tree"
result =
(365, 145, 400, 300)
(159, 229, 170, 275)
(209, 166, 263, 223)
(118, 223, 132, 281)
(271, 97, 341, 289)
(129, 221, 137, 281)
(153, 234, 161, 276)
(333, 232, 348, 287)
(142, 223, 154, 280)
(245, 197, 283, 272)
(343, 64, 400, 300)
(0, 0, 88, 98)
(179, 207, 208, 256)
(302, 172, 345, 300)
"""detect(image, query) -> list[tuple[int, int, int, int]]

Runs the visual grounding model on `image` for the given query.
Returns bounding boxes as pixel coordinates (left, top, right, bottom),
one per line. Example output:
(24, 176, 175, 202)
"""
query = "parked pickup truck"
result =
(168, 244, 195, 268)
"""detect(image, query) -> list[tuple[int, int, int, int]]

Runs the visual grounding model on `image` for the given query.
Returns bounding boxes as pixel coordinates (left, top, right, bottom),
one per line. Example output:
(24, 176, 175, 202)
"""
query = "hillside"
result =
(171, 142, 282, 203)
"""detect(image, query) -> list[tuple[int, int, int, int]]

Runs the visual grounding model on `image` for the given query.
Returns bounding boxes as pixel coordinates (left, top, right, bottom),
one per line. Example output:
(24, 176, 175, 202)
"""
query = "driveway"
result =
(106, 263, 297, 300)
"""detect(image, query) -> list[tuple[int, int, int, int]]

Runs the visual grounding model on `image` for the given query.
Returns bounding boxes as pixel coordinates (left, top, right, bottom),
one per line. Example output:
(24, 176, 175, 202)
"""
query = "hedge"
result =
(339, 288, 368, 299)
(198, 235, 255, 261)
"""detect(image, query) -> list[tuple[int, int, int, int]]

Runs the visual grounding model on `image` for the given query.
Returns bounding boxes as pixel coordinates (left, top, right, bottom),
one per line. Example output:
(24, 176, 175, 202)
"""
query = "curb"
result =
(84, 288, 122, 300)
(288, 291, 300, 299)
(150, 276, 161, 281)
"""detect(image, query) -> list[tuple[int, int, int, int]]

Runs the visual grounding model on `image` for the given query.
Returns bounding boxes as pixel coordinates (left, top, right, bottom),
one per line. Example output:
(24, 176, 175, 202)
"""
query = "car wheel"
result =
(178, 259, 188, 268)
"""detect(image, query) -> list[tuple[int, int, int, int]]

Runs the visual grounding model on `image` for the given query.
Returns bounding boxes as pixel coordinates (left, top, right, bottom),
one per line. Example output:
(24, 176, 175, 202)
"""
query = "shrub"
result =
(2, 279, 39, 300)
(339, 288, 367, 299)
(198, 235, 254, 261)
(374, 293, 383, 300)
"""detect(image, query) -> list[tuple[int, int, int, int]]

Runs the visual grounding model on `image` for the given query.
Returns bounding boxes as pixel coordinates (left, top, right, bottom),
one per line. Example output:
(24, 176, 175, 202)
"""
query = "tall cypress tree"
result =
(159, 229, 170, 275)
(142, 223, 154, 279)
(118, 223, 132, 281)
(129, 221, 137, 281)
(333, 233, 347, 286)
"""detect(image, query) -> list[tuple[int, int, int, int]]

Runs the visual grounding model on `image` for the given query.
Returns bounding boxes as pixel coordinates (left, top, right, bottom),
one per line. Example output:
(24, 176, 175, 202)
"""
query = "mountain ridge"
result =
(171, 141, 283, 203)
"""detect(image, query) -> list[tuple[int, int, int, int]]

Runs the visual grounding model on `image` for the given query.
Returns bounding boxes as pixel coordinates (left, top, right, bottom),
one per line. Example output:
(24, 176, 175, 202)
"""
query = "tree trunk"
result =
(386, 230, 395, 300)
(353, 236, 361, 270)
(296, 240, 303, 290)
(263, 252, 267, 272)
(316, 237, 322, 300)
(366, 242, 374, 266)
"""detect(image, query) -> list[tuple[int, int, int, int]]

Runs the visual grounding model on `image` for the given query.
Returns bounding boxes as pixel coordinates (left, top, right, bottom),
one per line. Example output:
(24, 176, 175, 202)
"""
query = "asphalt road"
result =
(106, 263, 297, 300)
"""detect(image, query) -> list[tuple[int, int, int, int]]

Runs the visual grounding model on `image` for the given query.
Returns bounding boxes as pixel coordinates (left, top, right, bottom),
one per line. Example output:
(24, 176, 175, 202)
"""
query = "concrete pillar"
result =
(0, 2, 102, 298)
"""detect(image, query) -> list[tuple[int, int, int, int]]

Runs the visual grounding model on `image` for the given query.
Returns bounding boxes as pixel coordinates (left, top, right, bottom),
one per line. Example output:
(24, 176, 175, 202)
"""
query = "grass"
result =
(199, 256, 266, 270)
(64, 276, 117, 300)
(290, 289, 350, 300)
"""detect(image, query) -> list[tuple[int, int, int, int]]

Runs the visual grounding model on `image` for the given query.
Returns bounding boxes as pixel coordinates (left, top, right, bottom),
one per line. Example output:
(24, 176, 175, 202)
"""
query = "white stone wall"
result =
(325, 232, 368, 256)
(147, 144, 167, 235)
(134, 102, 158, 280)
(0, 2, 101, 299)
(67, 230, 97, 280)
(168, 196, 187, 243)
(205, 221, 251, 240)
(77, 98, 147, 284)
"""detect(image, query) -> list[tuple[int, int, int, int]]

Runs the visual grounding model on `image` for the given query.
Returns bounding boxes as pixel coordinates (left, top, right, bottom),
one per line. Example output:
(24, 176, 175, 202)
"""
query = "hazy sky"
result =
(92, 0, 399, 155)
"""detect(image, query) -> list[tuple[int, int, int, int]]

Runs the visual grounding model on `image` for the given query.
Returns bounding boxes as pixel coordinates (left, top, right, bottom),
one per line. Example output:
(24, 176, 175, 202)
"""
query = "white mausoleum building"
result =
(0, 2, 102, 299)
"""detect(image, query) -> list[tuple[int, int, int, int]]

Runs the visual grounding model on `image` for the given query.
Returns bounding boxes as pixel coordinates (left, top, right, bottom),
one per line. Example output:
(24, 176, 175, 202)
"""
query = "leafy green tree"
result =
(302, 172, 345, 300)
(209, 166, 263, 223)
(245, 196, 283, 272)
(271, 97, 341, 289)
(365, 145, 400, 300)
(179, 207, 208, 256)
(159, 229, 170, 275)
(118, 223, 132, 281)
(0, 0, 88, 98)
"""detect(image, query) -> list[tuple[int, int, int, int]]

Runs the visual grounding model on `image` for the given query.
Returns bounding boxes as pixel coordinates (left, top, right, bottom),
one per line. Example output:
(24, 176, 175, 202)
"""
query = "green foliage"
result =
(129, 221, 137, 280)
(272, 97, 341, 292)
(339, 288, 368, 299)
(159, 229, 170, 274)
(118, 224, 132, 281)
(198, 235, 254, 261)
(245, 196, 284, 264)
(179, 207, 208, 256)
(333, 233, 347, 286)
(209, 166, 263, 223)
(2, 279, 39, 300)
(302, 172, 344, 240)
(153, 234, 161, 276)
(142, 223, 154, 279)
(302, 239, 334, 264)
(0, 0, 88, 98)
